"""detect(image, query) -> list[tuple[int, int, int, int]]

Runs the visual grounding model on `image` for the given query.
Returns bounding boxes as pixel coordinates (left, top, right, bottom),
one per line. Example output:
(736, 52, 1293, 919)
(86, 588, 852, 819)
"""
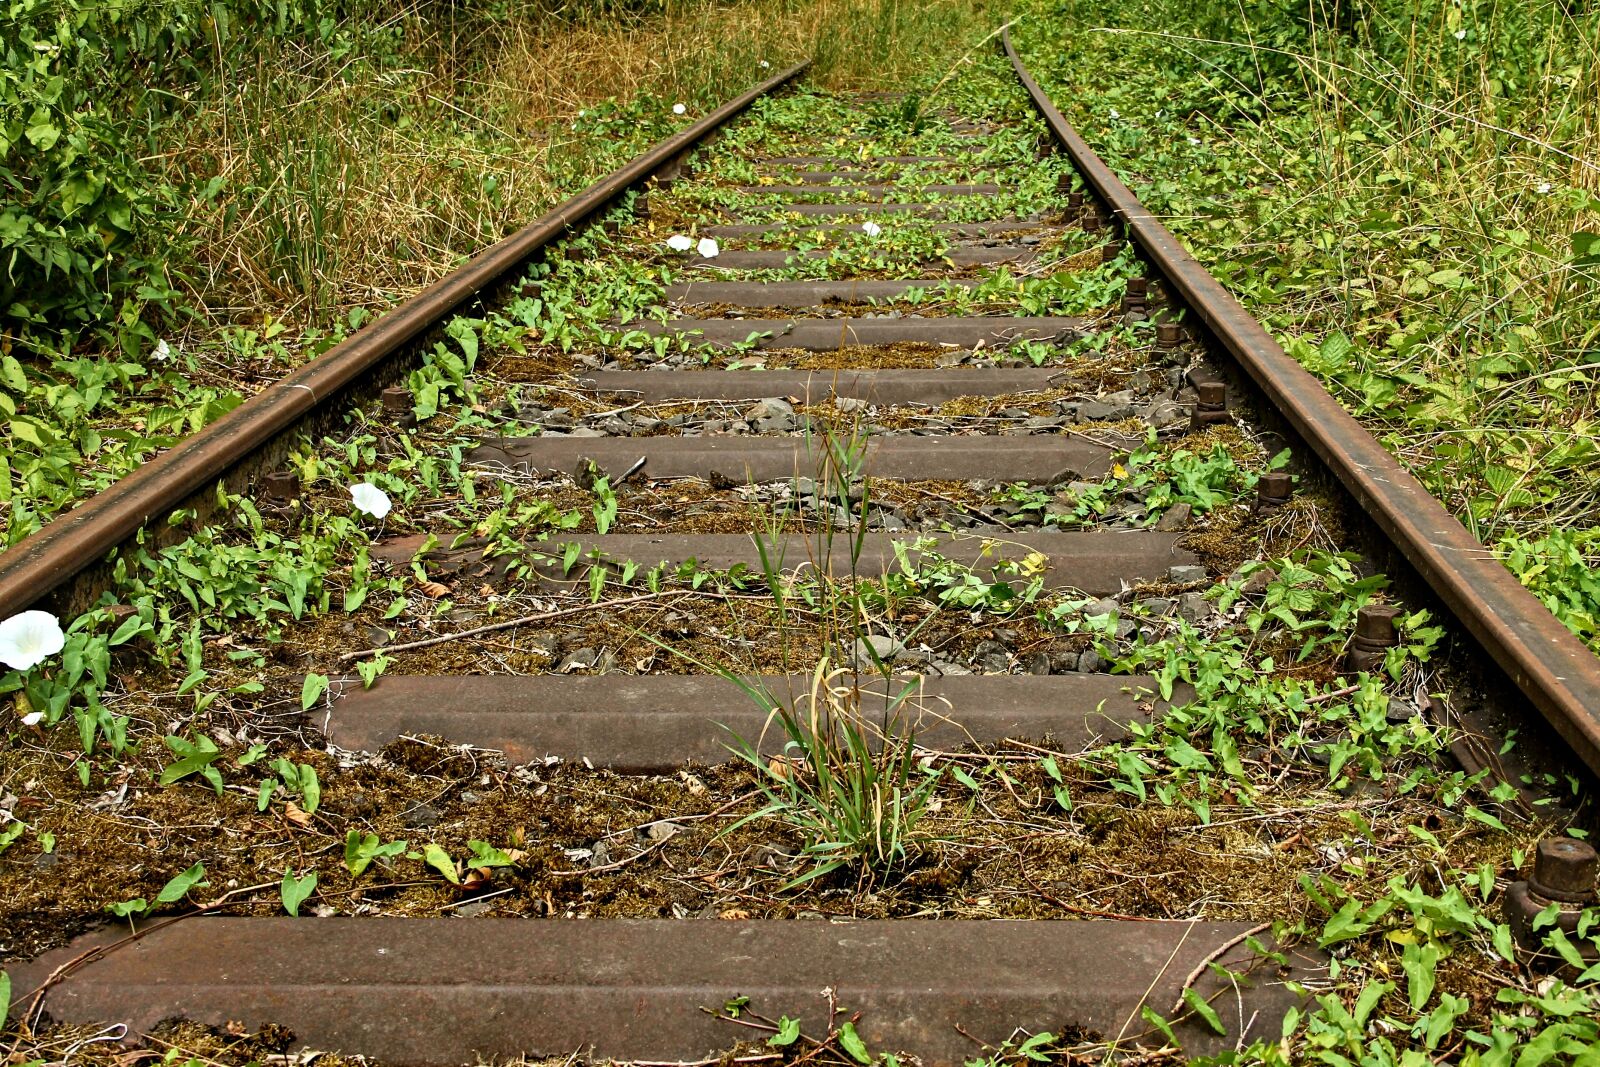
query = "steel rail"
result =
(0, 60, 809, 617)
(1004, 29, 1600, 776)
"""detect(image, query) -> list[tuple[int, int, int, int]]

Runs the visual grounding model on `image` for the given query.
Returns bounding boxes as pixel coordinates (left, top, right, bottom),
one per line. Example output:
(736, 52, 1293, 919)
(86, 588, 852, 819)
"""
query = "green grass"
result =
(0, 0, 998, 545)
(1010, 0, 1600, 650)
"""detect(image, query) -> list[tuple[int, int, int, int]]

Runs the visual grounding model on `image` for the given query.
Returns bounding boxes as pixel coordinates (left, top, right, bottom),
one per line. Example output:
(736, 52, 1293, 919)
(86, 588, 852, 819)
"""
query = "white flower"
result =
(862, 221, 882, 237)
(760, 60, 771, 68)
(1454, 28, 1466, 39)
(672, 103, 687, 115)
(21, 710, 42, 727)
(1187, 137, 1202, 146)
(667, 234, 694, 252)
(349, 482, 392, 519)
(152, 339, 171, 361)
(1537, 182, 1553, 194)
(1108, 107, 1120, 120)
(578, 109, 587, 118)
(0, 611, 65, 672)
(697, 237, 720, 259)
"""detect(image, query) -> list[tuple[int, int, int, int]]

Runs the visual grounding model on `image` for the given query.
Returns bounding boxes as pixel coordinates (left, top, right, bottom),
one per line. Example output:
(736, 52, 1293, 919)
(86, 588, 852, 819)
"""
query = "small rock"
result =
(1177, 592, 1215, 623)
(834, 396, 869, 413)
(1168, 564, 1208, 584)
(404, 802, 442, 829)
(1386, 699, 1417, 724)
(1024, 651, 1052, 675)
(646, 820, 685, 842)
(1045, 466, 1083, 489)
(854, 635, 903, 664)
(744, 398, 794, 421)
(1050, 651, 1080, 672)
(1154, 503, 1192, 531)
(1083, 597, 1119, 619)
(455, 899, 495, 917)
(558, 647, 600, 672)
(1141, 398, 1184, 428)
(1236, 565, 1278, 595)
(1076, 649, 1104, 673)
(1139, 597, 1175, 616)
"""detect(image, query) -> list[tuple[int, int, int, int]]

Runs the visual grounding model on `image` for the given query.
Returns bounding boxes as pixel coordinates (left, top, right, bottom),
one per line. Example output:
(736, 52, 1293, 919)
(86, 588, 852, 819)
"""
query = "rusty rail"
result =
(0, 60, 808, 617)
(1003, 29, 1600, 776)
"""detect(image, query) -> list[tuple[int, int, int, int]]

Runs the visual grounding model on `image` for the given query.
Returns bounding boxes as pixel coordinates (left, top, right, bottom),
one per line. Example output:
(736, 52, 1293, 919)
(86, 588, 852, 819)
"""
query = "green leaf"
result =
(421, 843, 460, 884)
(280, 869, 317, 917)
(0, 969, 10, 1031)
(107, 897, 148, 918)
(1182, 987, 1226, 1035)
(345, 831, 407, 878)
(301, 673, 329, 711)
(1141, 1005, 1178, 1045)
(769, 1016, 802, 1047)
(1402, 940, 1439, 1010)
(158, 734, 223, 787)
(837, 1021, 873, 1065)
(466, 840, 515, 868)
(153, 862, 208, 908)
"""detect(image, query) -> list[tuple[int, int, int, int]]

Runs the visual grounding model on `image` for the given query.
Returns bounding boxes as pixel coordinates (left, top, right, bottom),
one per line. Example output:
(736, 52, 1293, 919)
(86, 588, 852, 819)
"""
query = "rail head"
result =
(1001, 29, 1600, 776)
(0, 59, 809, 618)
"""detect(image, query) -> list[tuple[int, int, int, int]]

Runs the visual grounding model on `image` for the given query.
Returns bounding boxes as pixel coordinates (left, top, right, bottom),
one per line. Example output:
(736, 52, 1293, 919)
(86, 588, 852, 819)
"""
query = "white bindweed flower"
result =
(1108, 107, 1120, 120)
(760, 60, 771, 68)
(349, 482, 392, 519)
(152, 339, 171, 361)
(862, 221, 882, 237)
(1453, 28, 1466, 39)
(673, 103, 687, 115)
(697, 237, 720, 259)
(0, 611, 65, 672)
(667, 234, 694, 252)
(1537, 182, 1553, 194)
(21, 710, 42, 727)
(1187, 137, 1202, 146)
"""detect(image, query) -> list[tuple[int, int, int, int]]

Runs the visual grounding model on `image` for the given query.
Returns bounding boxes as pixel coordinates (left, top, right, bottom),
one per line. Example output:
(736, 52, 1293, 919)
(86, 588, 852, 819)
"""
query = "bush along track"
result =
(2, 45, 1598, 1067)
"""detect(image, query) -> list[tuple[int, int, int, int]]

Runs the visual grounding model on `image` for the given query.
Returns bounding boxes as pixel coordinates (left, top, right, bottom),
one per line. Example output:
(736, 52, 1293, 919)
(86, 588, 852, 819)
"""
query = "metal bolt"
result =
(262, 471, 300, 502)
(1066, 191, 1084, 217)
(1122, 277, 1149, 314)
(1346, 604, 1401, 672)
(380, 387, 412, 414)
(1531, 837, 1599, 903)
(1082, 212, 1103, 233)
(1100, 240, 1121, 263)
(1256, 471, 1293, 510)
(635, 192, 651, 218)
(1505, 835, 1600, 961)
(1189, 380, 1229, 431)
(1156, 321, 1183, 349)
(1056, 174, 1075, 195)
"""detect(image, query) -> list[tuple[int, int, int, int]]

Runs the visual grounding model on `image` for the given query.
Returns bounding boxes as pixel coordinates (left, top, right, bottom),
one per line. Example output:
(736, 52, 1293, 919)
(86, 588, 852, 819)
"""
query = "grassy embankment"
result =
(1014, 0, 1600, 648)
(0, 0, 995, 544)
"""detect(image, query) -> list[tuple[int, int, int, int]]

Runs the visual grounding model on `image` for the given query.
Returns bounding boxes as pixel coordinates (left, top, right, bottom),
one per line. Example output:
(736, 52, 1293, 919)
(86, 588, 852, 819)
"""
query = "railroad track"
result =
(4, 33, 1599, 1067)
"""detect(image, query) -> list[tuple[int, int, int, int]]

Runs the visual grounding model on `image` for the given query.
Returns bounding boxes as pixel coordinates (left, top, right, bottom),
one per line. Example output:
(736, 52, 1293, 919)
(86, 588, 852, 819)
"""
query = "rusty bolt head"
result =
(1099, 240, 1120, 262)
(1156, 321, 1183, 349)
(380, 386, 412, 413)
(1354, 604, 1401, 645)
(635, 192, 651, 218)
(1082, 213, 1104, 233)
(1066, 191, 1084, 212)
(1531, 837, 1599, 903)
(262, 471, 300, 502)
(1126, 278, 1149, 296)
(1196, 381, 1227, 408)
(1257, 471, 1293, 504)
